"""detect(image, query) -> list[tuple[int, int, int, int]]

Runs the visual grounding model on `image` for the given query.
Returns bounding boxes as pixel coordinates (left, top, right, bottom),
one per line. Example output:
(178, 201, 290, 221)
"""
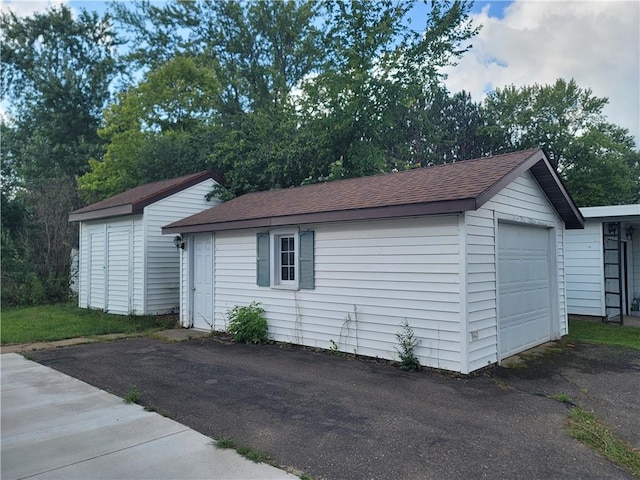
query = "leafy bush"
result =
(227, 302, 268, 344)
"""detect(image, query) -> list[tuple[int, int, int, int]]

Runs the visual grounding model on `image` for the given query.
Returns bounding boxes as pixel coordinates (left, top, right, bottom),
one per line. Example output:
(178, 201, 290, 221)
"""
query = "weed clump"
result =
(227, 302, 268, 344)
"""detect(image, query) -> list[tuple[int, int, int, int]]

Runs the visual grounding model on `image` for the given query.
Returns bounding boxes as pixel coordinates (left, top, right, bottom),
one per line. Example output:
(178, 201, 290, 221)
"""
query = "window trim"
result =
(270, 229, 299, 289)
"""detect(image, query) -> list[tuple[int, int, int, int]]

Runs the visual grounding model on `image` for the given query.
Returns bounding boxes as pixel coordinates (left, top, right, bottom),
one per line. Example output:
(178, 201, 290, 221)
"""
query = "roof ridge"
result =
(237, 148, 543, 198)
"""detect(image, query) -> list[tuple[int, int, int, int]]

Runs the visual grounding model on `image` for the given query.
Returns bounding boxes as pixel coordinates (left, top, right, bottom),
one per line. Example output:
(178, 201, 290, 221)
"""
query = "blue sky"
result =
(2, 0, 639, 146)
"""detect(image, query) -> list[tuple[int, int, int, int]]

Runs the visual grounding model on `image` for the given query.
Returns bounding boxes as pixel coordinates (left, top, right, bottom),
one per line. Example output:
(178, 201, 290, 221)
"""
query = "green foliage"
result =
(123, 385, 141, 404)
(395, 320, 421, 372)
(91, 0, 480, 198)
(1, 4, 122, 181)
(481, 78, 639, 206)
(566, 320, 640, 350)
(227, 302, 269, 344)
(216, 437, 238, 449)
(547, 393, 573, 404)
(0, 304, 174, 345)
(567, 407, 640, 478)
(1, 5, 121, 305)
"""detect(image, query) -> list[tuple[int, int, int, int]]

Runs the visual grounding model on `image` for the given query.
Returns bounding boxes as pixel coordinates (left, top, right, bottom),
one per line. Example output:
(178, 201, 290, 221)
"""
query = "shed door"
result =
(106, 227, 132, 314)
(88, 229, 106, 310)
(498, 223, 552, 358)
(192, 233, 214, 330)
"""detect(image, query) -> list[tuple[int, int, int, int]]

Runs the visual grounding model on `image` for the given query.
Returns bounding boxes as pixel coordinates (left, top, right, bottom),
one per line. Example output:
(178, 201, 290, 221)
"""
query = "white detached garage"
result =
(69, 171, 223, 315)
(164, 149, 583, 374)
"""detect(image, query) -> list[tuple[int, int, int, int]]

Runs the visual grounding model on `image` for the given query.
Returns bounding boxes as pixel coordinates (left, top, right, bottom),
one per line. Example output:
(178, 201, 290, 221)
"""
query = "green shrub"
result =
(395, 320, 421, 372)
(227, 302, 268, 344)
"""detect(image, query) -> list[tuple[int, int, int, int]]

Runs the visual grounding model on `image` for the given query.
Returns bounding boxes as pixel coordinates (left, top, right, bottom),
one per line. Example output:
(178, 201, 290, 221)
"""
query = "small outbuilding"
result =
(163, 149, 583, 374)
(69, 171, 223, 315)
(566, 204, 640, 323)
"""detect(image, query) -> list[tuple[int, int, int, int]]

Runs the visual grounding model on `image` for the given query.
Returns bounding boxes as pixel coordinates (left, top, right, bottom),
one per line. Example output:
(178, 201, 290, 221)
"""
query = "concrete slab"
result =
(1, 354, 296, 480)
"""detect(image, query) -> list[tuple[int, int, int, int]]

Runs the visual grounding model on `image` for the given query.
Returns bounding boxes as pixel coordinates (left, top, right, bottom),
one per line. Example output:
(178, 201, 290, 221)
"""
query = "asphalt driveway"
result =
(28, 336, 640, 480)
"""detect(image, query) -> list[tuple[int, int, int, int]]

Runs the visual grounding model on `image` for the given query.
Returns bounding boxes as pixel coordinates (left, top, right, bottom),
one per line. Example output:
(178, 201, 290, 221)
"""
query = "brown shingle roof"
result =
(69, 170, 224, 222)
(163, 149, 583, 233)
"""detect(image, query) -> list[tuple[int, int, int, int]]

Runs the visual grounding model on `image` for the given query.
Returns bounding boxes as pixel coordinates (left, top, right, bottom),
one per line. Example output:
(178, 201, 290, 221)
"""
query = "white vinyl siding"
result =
(464, 208, 498, 372)
(566, 222, 605, 316)
(144, 179, 219, 314)
(465, 171, 565, 371)
(212, 216, 463, 372)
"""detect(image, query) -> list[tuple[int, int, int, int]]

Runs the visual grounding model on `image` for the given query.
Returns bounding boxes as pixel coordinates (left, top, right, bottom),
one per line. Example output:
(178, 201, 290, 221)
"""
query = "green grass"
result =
(547, 393, 573, 404)
(567, 407, 640, 479)
(1, 303, 176, 345)
(566, 319, 640, 350)
(215, 438, 271, 463)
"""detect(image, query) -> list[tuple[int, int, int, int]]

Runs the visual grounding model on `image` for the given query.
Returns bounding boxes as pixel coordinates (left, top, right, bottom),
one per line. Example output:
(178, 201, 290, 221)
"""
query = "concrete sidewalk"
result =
(1, 353, 296, 480)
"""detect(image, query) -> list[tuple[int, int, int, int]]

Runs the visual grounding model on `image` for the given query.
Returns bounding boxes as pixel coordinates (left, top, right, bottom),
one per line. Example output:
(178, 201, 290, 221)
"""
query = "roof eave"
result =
(529, 158, 584, 229)
(69, 204, 134, 222)
(162, 198, 477, 234)
(69, 170, 225, 222)
(130, 171, 223, 213)
(474, 148, 584, 229)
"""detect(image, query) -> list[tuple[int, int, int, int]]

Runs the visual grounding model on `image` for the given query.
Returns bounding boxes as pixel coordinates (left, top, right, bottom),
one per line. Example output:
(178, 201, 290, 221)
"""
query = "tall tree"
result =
(481, 78, 638, 206)
(77, 55, 221, 202)
(300, 0, 479, 179)
(1, 5, 122, 179)
(1, 5, 122, 304)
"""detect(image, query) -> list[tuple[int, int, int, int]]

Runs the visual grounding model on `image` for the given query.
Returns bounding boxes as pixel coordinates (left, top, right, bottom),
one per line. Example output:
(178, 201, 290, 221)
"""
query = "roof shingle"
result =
(163, 149, 583, 233)
(69, 171, 224, 222)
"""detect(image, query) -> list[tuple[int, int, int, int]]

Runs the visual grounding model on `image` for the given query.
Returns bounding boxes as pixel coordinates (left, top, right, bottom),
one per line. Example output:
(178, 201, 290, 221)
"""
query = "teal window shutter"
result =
(299, 231, 315, 289)
(256, 233, 270, 286)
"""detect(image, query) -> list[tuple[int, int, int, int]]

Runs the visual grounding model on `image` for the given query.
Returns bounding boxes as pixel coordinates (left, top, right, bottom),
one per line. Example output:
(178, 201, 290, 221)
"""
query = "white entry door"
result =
(192, 233, 214, 330)
(498, 223, 552, 358)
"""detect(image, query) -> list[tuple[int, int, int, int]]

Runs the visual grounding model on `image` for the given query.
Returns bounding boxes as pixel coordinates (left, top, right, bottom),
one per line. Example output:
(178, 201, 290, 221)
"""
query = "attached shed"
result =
(566, 204, 640, 322)
(163, 149, 583, 374)
(69, 171, 223, 315)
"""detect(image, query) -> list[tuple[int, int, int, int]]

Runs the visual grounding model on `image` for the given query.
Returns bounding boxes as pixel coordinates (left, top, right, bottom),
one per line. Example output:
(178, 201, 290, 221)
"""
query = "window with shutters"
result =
(256, 230, 314, 289)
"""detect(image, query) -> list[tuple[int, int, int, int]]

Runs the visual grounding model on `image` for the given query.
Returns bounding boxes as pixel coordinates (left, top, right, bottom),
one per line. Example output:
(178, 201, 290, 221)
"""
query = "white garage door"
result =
(498, 223, 552, 358)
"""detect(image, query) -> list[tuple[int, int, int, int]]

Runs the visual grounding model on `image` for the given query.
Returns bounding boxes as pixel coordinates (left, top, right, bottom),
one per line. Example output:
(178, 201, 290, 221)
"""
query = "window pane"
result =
(278, 235, 295, 283)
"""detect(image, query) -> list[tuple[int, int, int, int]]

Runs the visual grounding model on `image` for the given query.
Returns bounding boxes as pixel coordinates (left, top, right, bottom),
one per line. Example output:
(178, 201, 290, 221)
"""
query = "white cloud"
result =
(444, 0, 640, 146)
(0, 0, 68, 17)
